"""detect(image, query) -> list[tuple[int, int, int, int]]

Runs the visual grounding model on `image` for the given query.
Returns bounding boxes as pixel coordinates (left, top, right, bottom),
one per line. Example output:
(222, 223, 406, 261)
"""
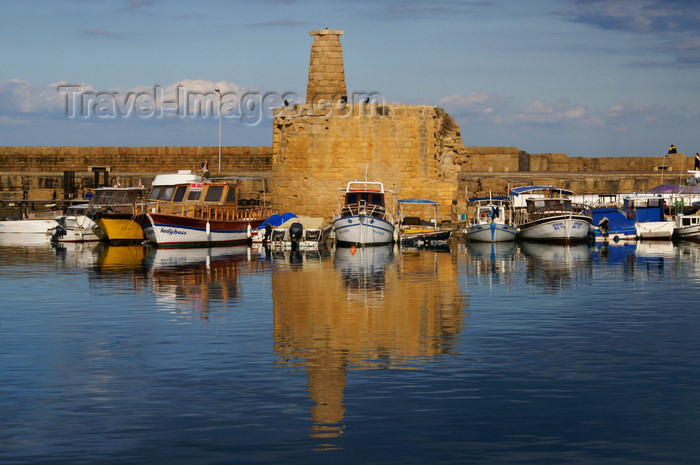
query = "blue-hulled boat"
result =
(590, 207, 637, 242)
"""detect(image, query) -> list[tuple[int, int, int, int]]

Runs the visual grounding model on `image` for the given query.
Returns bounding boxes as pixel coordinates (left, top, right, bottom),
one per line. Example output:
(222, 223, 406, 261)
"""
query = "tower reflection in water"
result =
(271, 245, 465, 447)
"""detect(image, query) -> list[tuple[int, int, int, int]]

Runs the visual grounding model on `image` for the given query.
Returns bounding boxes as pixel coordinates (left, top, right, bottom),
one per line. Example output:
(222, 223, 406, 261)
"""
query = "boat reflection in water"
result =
(520, 242, 592, 293)
(52, 241, 104, 269)
(88, 244, 150, 293)
(144, 245, 263, 319)
(94, 244, 149, 271)
(464, 241, 518, 289)
(334, 244, 394, 308)
(272, 244, 465, 448)
(0, 232, 52, 248)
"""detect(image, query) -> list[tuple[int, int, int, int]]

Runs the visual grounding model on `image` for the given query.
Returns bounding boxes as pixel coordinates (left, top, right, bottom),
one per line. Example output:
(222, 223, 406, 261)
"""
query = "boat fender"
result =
(206, 221, 211, 237)
(246, 223, 252, 238)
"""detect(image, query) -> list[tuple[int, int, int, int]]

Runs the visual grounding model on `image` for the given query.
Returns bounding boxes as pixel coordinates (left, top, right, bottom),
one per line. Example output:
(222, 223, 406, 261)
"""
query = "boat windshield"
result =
(346, 192, 384, 207)
(94, 189, 143, 204)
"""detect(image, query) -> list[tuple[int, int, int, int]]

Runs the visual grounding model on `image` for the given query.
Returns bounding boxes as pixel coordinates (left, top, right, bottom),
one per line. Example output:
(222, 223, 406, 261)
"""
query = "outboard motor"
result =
(264, 223, 273, 245)
(51, 225, 67, 242)
(289, 222, 304, 251)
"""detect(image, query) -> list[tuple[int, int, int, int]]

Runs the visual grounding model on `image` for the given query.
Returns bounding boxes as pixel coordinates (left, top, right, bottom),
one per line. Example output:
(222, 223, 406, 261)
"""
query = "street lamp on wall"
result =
(215, 88, 222, 173)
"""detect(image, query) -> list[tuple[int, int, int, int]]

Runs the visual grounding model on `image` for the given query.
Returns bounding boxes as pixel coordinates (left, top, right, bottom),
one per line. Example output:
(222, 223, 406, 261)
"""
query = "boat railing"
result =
(134, 200, 272, 221)
(340, 202, 388, 220)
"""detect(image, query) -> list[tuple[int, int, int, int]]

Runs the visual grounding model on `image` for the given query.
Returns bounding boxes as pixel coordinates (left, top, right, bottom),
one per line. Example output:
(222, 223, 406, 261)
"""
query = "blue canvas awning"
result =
(256, 212, 296, 229)
(397, 198, 437, 205)
(468, 196, 509, 202)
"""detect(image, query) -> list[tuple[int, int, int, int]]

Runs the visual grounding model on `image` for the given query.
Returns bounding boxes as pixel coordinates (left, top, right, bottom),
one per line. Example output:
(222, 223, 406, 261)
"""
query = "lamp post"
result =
(215, 88, 222, 173)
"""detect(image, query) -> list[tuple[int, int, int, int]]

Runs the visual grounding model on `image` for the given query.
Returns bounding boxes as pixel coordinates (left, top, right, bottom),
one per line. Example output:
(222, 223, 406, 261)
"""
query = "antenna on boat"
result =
(661, 151, 667, 185)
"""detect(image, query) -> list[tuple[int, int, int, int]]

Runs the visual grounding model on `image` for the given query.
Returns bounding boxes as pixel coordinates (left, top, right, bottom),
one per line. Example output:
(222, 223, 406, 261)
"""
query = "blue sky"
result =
(1, 0, 699, 157)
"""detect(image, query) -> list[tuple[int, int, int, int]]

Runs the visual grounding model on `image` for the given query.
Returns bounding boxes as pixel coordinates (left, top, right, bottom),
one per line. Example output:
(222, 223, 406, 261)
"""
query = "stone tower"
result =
(306, 29, 347, 105)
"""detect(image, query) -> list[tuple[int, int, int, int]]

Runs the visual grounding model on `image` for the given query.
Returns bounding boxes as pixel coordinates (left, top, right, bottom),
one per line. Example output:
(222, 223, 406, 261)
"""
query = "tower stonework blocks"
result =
(306, 29, 347, 105)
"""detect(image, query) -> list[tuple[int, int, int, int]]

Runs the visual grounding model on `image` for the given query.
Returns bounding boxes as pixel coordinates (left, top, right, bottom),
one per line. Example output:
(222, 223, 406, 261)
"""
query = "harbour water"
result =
(1, 238, 700, 464)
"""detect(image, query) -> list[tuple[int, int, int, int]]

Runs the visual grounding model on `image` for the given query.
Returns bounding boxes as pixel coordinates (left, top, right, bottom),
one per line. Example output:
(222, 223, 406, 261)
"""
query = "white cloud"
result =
(512, 98, 590, 125)
(0, 78, 255, 124)
(439, 92, 511, 123)
(0, 79, 67, 116)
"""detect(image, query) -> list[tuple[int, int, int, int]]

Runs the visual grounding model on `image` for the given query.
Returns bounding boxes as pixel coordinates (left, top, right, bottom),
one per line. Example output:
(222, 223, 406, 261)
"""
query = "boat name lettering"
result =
(160, 228, 187, 236)
(553, 222, 565, 230)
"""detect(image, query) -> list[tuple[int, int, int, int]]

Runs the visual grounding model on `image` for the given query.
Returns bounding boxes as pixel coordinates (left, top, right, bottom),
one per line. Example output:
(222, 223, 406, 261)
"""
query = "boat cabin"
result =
(138, 181, 266, 221)
(339, 181, 390, 219)
(525, 198, 573, 219)
(622, 196, 665, 222)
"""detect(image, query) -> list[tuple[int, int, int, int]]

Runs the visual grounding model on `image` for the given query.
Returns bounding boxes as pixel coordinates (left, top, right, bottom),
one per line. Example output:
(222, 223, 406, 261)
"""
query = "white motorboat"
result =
(49, 204, 104, 243)
(0, 210, 59, 236)
(266, 216, 332, 250)
(620, 195, 674, 240)
(0, 218, 58, 235)
(464, 195, 517, 242)
(673, 213, 700, 241)
(510, 185, 592, 243)
(332, 180, 395, 247)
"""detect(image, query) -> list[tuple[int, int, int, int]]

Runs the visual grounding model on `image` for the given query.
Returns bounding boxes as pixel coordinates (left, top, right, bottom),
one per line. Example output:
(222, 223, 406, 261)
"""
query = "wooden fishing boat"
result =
(134, 178, 272, 248)
(510, 185, 592, 243)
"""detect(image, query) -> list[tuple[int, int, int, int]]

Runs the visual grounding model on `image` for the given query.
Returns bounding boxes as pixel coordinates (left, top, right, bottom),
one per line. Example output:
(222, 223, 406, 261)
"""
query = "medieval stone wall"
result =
(0, 145, 271, 200)
(0, 145, 271, 173)
(269, 103, 460, 221)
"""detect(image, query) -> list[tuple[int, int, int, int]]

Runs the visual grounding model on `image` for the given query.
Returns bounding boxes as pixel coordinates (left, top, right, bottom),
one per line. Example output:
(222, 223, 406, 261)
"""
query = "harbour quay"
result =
(0, 144, 693, 225)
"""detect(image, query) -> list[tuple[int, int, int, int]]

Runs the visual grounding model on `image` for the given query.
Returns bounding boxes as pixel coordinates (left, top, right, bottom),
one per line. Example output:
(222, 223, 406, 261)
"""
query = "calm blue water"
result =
(1, 238, 699, 464)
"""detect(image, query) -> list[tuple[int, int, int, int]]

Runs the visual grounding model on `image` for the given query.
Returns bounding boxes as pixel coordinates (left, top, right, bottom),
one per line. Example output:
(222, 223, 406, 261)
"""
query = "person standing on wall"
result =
(669, 144, 677, 154)
(695, 152, 700, 170)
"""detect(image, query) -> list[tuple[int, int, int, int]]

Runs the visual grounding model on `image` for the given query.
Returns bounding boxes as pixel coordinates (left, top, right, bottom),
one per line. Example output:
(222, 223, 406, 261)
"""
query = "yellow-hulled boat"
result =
(90, 186, 147, 244)
(94, 212, 147, 244)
